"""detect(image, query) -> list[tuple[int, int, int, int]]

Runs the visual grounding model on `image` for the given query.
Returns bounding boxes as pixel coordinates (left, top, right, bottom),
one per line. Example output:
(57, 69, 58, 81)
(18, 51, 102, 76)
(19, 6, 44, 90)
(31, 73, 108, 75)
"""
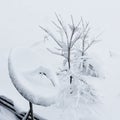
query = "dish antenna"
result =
(8, 47, 59, 119)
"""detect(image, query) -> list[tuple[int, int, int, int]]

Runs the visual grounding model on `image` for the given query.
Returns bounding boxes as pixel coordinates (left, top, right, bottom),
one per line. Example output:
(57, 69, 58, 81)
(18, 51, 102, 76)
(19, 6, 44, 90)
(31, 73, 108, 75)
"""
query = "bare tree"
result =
(80, 19, 99, 56)
(39, 14, 84, 84)
(40, 14, 100, 82)
(76, 19, 100, 74)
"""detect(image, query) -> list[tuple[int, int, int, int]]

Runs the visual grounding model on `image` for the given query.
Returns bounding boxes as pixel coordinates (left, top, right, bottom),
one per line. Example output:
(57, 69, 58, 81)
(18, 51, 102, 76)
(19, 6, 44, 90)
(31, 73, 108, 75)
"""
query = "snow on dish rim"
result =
(8, 47, 60, 106)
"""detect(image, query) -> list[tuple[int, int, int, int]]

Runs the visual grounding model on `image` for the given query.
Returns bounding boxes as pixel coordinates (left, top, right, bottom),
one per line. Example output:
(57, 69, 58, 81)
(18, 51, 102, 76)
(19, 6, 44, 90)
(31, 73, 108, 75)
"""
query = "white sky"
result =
(0, 0, 120, 51)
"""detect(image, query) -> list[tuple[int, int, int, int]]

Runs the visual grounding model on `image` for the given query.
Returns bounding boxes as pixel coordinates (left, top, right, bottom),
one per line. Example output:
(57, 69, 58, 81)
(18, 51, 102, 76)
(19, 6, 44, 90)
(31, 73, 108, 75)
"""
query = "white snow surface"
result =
(1, 45, 120, 120)
(8, 47, 60, 106)
(0, 106, 17, 120)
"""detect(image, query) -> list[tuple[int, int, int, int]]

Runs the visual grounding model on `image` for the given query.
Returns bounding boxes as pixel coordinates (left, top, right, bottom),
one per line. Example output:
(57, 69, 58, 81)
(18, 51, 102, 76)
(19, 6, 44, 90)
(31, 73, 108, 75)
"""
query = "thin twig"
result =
(39, 26, 62, 48)
(55, 13, 69, 45)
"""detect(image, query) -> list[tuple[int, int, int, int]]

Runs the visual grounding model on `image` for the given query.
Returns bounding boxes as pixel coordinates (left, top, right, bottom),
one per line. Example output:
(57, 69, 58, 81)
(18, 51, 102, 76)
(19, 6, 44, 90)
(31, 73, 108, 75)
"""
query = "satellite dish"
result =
(8, 47, 59, 106)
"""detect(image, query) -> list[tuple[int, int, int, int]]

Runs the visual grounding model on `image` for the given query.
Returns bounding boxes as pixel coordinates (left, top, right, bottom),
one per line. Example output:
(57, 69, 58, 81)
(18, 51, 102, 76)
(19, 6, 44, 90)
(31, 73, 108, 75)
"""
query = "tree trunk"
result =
(68, 47, 72, 84)
(81, 39, 85, 73)
(68, 47, 71, 69)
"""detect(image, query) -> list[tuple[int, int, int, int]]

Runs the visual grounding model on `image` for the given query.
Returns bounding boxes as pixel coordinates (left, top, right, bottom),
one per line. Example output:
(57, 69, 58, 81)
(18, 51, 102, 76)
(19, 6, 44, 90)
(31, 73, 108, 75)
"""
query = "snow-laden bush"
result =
(71, 51, 103, 77)
(40, 15, 101, 110)
(40, 14, 100, 84)
(56, 70, 98, 108)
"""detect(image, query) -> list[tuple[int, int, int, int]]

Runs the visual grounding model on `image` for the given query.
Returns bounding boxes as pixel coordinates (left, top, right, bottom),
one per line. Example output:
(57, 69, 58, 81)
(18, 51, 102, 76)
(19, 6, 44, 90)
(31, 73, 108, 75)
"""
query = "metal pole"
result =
(29, 102, 34, 120)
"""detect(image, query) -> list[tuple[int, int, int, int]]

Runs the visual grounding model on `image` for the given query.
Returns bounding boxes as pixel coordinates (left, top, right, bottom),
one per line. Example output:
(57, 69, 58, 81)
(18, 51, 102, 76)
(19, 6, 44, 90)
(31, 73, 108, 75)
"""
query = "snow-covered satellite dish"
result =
(8, 47, 59, 106)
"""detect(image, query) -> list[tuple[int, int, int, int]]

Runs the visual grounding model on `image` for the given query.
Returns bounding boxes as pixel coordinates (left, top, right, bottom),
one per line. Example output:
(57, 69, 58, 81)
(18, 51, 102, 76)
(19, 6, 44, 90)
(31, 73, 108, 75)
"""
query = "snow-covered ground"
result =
(0, 44, 120, 120)
(0, 106, 17, 120)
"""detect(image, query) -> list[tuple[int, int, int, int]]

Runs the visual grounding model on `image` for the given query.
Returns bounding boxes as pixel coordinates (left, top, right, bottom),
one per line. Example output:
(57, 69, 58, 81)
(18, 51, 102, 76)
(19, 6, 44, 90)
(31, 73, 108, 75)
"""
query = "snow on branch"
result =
(39, 26, 63, 48)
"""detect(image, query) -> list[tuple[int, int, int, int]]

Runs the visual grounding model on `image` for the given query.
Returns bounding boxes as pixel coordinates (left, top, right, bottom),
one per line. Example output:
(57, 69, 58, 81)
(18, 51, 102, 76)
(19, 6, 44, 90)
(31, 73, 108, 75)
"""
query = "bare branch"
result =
(55, 13, 69, 45)
(69, 18, 82, 46)
(39, 25, 62, 48)
(47, 48, 67, 58)
(69, 19, 83, 48)
(76, 19, 82, 29)
(84, 40, 96, 52)
(69, 30, 76, 45)
(54, 47, 62, 51)
(51, 21, 61, 30)
(82, 22, 89, 36)
(47, 48, 62, 56)
(71, 15, 74, 27)
(81, 17, 85, 29)
(51, 19, 65, 42)
(71, 32, 82, 48)
(94, 31, 103, 40)
(82, 27, 91, 42)
(84, 31, 102, 52)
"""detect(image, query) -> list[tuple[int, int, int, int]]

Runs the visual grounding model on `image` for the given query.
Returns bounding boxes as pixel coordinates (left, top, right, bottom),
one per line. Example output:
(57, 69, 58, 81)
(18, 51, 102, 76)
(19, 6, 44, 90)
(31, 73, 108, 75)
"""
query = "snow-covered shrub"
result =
(40, 14, 99, 84)
(40, 15, 101, 109)
(71, 51, 102, 77)
(56, 70, 97, 108)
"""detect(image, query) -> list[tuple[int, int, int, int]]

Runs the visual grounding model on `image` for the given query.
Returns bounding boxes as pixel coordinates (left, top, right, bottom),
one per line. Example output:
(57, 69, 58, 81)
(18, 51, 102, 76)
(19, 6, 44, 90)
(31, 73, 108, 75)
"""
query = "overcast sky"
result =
(0, 0, 120, 51)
